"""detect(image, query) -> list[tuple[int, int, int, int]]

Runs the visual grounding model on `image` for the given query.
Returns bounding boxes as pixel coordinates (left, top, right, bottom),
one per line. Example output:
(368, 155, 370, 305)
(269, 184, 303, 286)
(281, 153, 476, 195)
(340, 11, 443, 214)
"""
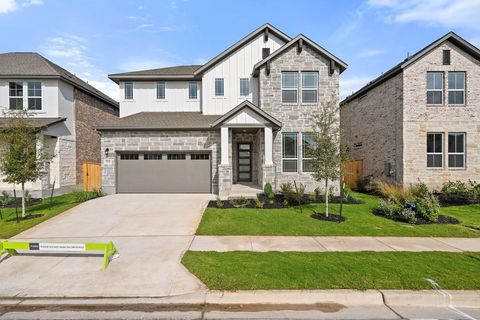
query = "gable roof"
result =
(193, 23, 291, 76)
(341, 32, 480, 105)
(0, 52, 118, 108)
(108, 65, 202, 83)
(0, 117, 66, 129)
(211, 100, 282, 128)
(253, 34, 348, 75)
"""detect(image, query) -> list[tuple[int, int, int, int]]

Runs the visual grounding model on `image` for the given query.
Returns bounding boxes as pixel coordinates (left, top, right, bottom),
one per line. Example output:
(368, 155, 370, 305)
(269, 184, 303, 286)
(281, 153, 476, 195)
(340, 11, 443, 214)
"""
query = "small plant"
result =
(439, 180, 480, 203)
(412, 182, 439, 222)
(229, 197, 249, 208)
(356, 175, 373, 193)
(24, 190, 32, 206)
(280, 182, 294, 195)
(254, 197, 264, 209)
(314, 187, 321, 200)
(0, 191, 13, 207)
(375, 199, 396, 217)
(283, 199, 289, 207)
(399, 207, 417, 224)
(308, 194, 316, 202)
(263, 182, 274, 199)
(328, 185, 336, 201)
(72, 188, 105, 203)
(215, 197, 224, 208)
(269, 198, 275, 205)
(374, 180, 413, 205)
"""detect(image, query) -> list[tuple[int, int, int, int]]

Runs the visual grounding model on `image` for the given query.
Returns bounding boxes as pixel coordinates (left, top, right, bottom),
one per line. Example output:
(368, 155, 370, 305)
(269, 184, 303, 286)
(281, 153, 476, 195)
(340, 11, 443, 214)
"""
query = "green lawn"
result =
(0, 193, 80, 238)
(182, 251, 480, 290)
(197, 193, 480, 237)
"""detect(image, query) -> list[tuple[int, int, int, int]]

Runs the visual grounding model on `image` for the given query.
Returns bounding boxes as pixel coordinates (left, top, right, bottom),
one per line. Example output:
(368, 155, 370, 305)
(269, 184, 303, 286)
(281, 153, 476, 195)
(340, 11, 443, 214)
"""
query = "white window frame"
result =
(9, 81, 24, 110)
(156, 81, 166, 100)
(188, 81, 198, 100)
(301, 132, 315, 173)
(301, 71, 318, 103)
(124, 82, 133, 100)
(448, 132, 466, 169)
(448, 72, 465, 105)
(215, 78, 224, 97)
(426, 132, 443, 169)
(426, 72, 443, 105)
(282, 132, 298, 172)
(239, 78, 249, 97)
(27, 81, 42, 111)
(281, 72, 298, 104)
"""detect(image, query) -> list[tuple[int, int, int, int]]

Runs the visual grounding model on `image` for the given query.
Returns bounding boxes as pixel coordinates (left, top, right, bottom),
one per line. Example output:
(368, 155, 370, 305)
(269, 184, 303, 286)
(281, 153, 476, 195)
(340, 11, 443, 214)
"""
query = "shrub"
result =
(0, 191, 13, 207)
(24, 190, 32, 206)
(280, 182, 293, 195)
(314, 187, 321, 200)
(399, 208, 417, 224)
(375, 199, 396, 217)
(412, 182, 440, 222)
(72, 189, 105, 203)
(254, 197, 264, 209)
(356, 175, 374, 193)
(263, 183, 274, 199)
(374, 180, 413, 205)
(440, 180, 480, 203)
(215, 197, 224, 208)
(229, 197, 249, 208)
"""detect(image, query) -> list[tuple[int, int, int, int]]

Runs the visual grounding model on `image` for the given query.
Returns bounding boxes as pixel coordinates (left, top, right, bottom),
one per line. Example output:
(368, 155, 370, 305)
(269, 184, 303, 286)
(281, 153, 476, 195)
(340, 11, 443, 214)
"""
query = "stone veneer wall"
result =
(101, 130, 220, 194)
(401, 41, 480, 189)
(74, 89, 119, 185)
(340, 72, 404, 184)
(259, 44, 340, 192)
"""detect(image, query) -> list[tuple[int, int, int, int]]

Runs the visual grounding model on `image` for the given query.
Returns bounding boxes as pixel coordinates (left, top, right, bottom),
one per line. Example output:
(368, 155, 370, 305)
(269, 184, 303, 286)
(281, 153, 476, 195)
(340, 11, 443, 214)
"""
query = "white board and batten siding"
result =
(119, 81, 201, 117)
(202, 33, 286, 115)
(224, 108, 269, 126)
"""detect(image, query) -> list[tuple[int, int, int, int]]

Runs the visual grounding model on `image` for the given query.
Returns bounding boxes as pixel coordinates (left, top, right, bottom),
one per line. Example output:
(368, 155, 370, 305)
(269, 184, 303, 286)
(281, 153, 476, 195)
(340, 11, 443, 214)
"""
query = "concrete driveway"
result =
(0, 193, 213, 298)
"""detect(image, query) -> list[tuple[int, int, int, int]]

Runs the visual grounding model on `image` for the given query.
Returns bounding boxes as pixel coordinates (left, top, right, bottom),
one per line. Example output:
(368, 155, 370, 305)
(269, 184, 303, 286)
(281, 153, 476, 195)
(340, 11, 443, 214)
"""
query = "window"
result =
(191, 153, 209, 160)
(301, 71, 318, 103)
(144, 154, 162, 160)
(282, 133, 297, 172)
(188, 82, 197, 100)
(240, 78, 249, 96)
(124, 82, 133, 100)
(157, 81, 165, 100)
(443, 50, 451, 65)
(448, 72, 465, 105)
(427, 133, 443, 168)
(302, 133, 315, 172)
(448, 133, 465, 168)
(27, 82, 42, 110)
(426, 72, 443, 105)
(262, 48, 270, 59)
(9, 81, 23, 110)
(120, 154, 139, 160)
(282, 72, 298, 103)
(215, 78, 224, 96)
(167, 153, 186, 160)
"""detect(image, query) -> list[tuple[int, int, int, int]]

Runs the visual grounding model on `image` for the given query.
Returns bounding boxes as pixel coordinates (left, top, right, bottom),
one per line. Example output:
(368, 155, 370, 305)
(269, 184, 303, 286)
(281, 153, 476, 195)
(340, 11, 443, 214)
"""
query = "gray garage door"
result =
(117, 152, 211, 193)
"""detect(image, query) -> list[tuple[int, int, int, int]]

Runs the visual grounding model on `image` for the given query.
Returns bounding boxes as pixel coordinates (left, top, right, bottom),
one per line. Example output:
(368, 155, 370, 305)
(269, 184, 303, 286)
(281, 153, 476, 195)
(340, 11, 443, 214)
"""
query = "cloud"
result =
(357, 49, 384, 58)
(22, 0, 42, 7)
(340, 76, 374, 99)
(368, 0, 480, 30)
(0, 0, 42, 13)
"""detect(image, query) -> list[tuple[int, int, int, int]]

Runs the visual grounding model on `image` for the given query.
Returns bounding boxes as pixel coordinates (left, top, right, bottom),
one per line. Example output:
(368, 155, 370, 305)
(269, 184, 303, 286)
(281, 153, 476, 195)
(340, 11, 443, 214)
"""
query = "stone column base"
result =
(218, 164, 232, 200)
(262, 164, 276, 190)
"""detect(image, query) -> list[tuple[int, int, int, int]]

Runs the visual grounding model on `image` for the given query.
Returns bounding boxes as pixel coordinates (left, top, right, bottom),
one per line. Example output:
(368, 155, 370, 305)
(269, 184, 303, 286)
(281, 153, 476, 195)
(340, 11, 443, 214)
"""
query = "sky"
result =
(1, 0, 479, 100)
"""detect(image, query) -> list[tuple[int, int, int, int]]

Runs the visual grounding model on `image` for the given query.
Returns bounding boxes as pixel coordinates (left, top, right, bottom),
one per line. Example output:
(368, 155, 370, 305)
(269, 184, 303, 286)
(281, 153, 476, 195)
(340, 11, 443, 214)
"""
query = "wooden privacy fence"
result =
(83, 162, 101, 191)
(343, 160, 363, 189)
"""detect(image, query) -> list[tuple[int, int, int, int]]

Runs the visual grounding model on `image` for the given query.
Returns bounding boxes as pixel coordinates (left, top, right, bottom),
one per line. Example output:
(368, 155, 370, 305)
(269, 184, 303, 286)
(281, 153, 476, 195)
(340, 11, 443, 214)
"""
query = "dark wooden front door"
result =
(237, 143, 252, 182)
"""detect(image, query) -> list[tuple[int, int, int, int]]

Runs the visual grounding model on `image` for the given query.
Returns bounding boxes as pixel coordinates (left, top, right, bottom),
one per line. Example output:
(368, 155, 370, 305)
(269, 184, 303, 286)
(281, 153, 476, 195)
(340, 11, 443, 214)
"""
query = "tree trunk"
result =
(21, 182, 26, 218)
(325, 179, 329, 217)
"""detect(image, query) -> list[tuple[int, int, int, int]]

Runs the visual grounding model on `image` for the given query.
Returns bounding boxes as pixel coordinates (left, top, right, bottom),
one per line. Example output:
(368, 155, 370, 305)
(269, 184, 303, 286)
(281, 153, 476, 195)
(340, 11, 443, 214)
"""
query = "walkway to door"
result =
(229, 182, 262, 198)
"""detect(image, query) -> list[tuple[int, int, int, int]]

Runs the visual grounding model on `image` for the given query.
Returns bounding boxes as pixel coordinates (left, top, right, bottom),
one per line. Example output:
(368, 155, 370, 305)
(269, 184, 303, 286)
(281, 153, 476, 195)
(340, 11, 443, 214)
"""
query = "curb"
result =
(381, 289, 480, 308)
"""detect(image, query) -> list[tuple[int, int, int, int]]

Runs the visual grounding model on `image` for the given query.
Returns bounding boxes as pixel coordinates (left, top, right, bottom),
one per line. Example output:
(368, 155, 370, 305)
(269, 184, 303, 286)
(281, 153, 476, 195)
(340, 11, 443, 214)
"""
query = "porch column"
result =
(264, 126, 273, 165)
(221, 126, 229, 165)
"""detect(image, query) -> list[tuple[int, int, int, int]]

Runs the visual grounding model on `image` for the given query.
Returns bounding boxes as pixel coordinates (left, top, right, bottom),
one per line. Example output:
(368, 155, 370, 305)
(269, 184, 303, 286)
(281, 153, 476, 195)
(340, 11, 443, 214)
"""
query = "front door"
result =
(237, 143, 252, 182)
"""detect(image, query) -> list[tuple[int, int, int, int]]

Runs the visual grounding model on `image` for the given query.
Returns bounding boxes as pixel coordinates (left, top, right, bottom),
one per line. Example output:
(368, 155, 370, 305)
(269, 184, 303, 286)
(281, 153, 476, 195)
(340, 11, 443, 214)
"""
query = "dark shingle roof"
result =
(0, 52, 118, 107)
(108, 65, 202, 83)
(0, 117, 66, 128)
(96, 112, 221, 130)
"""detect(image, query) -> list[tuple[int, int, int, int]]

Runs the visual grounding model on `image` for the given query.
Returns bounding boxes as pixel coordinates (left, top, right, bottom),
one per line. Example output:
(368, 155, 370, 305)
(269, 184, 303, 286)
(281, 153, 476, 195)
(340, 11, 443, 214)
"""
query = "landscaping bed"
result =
(373, 211, 459, 225)
(182, 251, 480, 290)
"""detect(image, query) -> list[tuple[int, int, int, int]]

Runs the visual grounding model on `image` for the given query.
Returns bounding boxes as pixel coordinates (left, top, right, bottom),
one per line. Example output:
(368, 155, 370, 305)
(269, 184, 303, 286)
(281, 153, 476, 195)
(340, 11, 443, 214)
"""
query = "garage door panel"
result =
(117, 153, 211, 193)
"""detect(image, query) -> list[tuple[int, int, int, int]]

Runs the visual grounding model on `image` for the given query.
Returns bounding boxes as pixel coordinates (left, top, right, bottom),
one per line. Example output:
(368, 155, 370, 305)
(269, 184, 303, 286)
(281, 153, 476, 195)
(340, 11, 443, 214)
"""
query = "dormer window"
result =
(157, 81, 165, 100)
(189, 82, 198, 100)
(124, 82, 133, 100)
(215, 78, 224, 97)
(9, 81, 23, 110)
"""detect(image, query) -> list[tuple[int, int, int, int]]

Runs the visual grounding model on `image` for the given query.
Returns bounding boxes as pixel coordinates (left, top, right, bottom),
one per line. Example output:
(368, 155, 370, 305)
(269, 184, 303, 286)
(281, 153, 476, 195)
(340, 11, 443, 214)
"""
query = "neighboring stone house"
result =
(341, 32, 480, 189)
(97, 24, 347, 198)
(0, 52, 119, 196)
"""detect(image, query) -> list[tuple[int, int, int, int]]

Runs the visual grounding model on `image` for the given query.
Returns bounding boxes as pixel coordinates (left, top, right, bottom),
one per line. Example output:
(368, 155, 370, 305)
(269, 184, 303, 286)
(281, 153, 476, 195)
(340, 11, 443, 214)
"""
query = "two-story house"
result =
(0, 52, 119, 196)
(341, 32, 480, 189)
(97, 24, 347, 197)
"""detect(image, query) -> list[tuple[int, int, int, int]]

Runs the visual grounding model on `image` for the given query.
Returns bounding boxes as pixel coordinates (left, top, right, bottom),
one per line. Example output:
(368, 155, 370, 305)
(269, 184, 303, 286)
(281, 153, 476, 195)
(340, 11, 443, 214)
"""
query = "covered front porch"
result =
(212, 101, 282, 199)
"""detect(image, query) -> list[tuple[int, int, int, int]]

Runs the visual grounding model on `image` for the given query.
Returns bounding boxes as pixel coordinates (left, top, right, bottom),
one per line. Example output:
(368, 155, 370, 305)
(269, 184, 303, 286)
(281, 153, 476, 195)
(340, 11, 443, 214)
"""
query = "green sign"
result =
(0, 240, 119, 270)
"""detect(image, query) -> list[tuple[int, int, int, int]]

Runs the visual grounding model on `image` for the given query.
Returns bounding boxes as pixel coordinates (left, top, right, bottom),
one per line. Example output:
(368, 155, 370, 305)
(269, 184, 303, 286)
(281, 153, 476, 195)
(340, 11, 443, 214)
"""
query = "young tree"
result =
(308, 97, 348, 217)
(0, 111, 53, 218)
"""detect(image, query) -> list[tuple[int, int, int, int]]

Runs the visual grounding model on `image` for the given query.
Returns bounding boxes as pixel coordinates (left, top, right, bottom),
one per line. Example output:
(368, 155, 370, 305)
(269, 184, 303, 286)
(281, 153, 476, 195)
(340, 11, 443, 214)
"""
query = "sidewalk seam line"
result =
(375, 237, 398, 251)
(311, 237, 329, 251)
(434, 238, 465, 252)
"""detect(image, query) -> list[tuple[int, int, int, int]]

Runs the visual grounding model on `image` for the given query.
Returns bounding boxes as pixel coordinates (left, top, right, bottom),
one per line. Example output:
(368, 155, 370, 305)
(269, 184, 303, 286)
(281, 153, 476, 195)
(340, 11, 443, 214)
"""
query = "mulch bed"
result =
(6, 214, 44, 222)
(208, 193, 363, 209)
(373, 210, 460, 225)
(311, 212, 346, 222)
(436, 193, 480, 207)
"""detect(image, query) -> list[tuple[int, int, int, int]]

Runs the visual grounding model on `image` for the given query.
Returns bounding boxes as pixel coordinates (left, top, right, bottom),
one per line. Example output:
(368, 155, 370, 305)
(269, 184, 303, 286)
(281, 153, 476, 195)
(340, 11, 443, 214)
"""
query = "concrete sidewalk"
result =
(190, 236, 480, 252)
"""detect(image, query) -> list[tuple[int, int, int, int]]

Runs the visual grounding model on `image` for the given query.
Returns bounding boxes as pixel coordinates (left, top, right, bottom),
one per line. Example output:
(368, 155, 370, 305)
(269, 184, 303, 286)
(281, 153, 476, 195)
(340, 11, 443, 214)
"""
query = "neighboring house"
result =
(0, 52, 119, 197)
(97, 24, 347, 197)
(341, 32, 480, 189)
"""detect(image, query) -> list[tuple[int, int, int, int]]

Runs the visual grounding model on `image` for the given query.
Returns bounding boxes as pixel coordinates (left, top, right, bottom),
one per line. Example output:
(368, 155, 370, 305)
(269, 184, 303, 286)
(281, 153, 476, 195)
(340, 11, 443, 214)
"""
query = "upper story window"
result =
(301, 72, 318, 103)
(240, 78, 249, 96)
(448, 132, 465, 168)
(215, 78, 224, 97)
(426, 72, 443, 105)
(282, 72, 298, 103)
(9, 81, 23, 110)
(189, 82, 198, 100)
(448, 72, 465, 105)
(156, 81, 165, 100)
(282, 132, 298, 172)
(27, 82, 42, 110)
(427, 133, 443, 168)
(124, 82, 133, 100)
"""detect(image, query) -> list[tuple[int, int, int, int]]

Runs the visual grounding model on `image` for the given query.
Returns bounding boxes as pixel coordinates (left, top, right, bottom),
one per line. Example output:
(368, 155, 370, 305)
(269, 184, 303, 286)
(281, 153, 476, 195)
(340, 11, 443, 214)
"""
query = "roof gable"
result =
(211, 100, 282, 128)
